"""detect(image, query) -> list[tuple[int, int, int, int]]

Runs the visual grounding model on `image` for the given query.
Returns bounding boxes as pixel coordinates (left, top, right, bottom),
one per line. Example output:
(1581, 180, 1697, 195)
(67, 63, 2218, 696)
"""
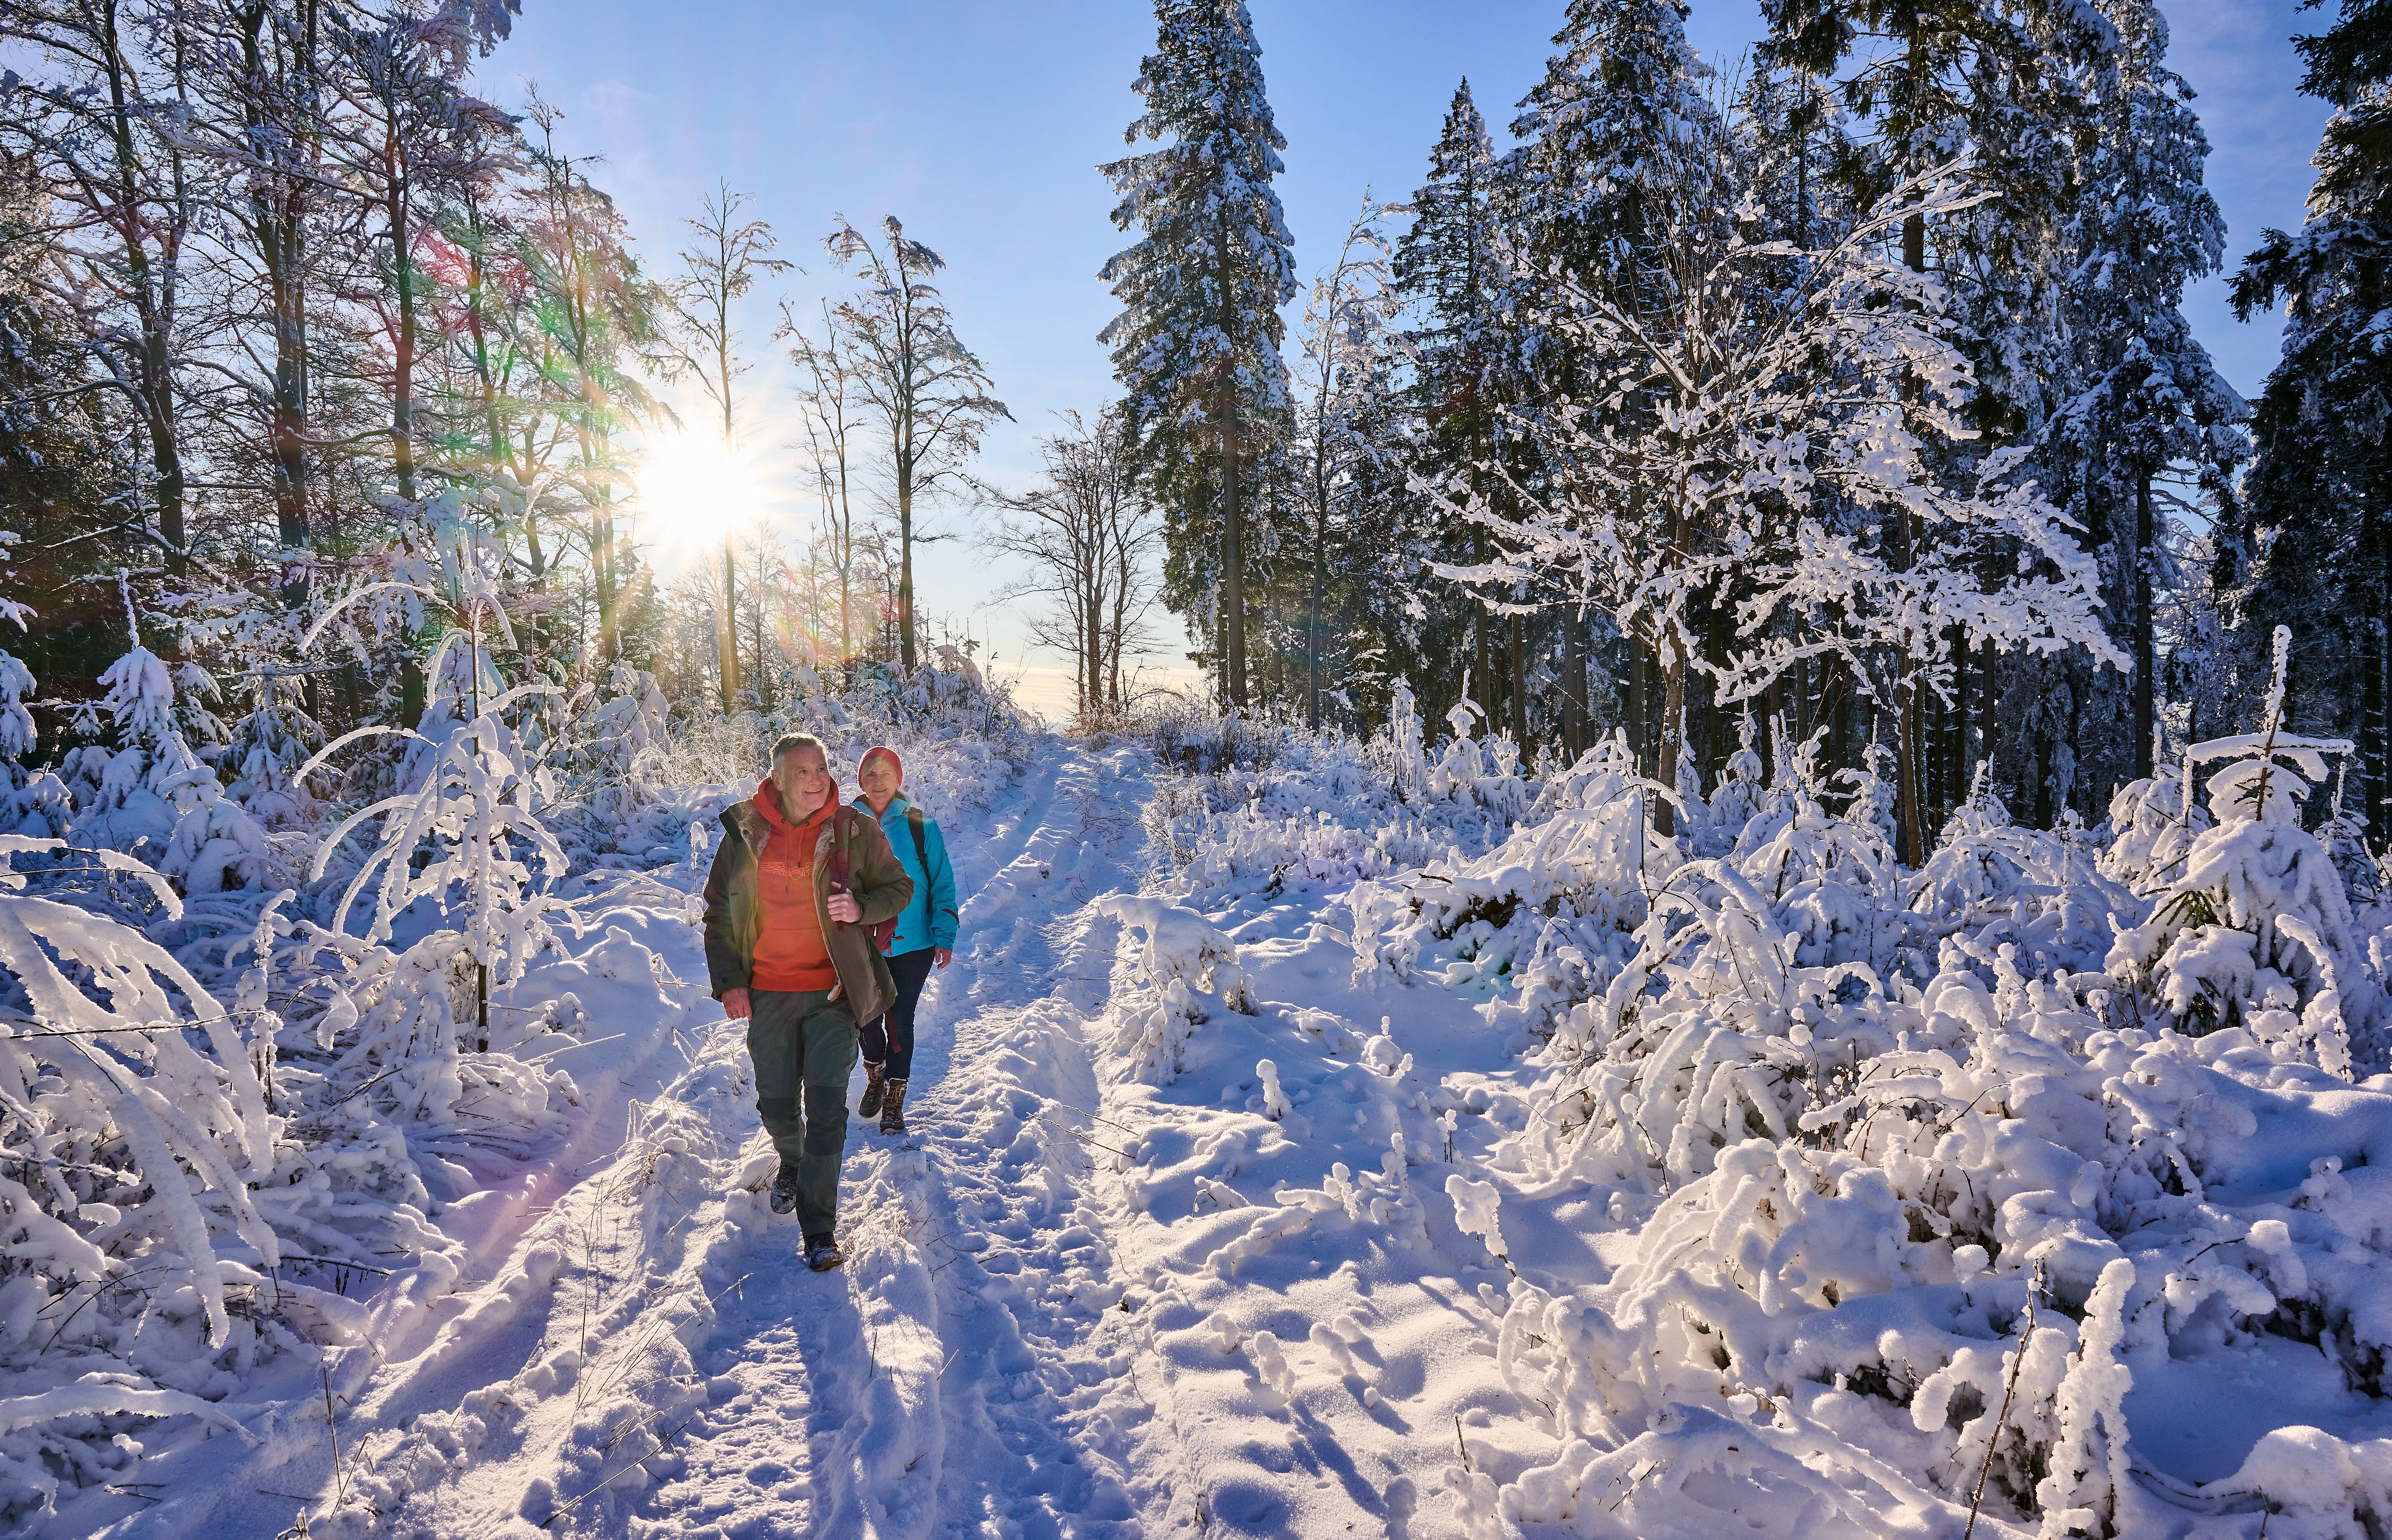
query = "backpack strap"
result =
(907, 806, 930, 874)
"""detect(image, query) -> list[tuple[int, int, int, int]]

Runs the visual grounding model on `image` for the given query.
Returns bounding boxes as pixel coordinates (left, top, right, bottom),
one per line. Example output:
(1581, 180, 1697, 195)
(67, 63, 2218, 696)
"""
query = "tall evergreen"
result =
(2233, 0, 2392, 831)
(2043, 0, 2243, 799)
(1506, 0, 1723, 772)
(1393, 81, 1508, 742)
(1764, 0, 2105, 855)
(1099, 0, 1296, 711)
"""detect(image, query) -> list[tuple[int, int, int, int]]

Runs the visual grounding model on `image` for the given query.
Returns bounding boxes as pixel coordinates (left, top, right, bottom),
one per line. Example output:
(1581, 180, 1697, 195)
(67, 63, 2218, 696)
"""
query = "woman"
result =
(850, 745, 957, 1135)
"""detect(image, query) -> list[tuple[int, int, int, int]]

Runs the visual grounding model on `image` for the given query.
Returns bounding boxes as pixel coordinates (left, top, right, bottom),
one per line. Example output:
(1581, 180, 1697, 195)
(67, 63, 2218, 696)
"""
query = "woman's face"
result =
(857, 756, 899, 802)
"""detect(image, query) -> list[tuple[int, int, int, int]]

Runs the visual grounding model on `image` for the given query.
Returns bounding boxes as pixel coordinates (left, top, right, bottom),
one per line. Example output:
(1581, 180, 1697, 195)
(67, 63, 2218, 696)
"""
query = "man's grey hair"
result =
(769, 732, 827, 771)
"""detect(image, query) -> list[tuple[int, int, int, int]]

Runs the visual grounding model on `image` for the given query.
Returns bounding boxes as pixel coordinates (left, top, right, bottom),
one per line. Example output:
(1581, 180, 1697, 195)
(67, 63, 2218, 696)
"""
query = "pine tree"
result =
(1508, 0, 1722, 287)
(1764, 0, 2109, 855)
(1099, 0, 1297, 712)
(2043, 0, 2243, 802)
(1394, 80, 1509, 745)
(2233, 0, 2392, 834)
(1506, 0, 1726, 772)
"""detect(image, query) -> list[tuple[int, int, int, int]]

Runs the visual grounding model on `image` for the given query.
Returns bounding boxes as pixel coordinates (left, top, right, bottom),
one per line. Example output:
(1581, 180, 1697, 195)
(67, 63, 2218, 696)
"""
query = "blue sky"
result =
(487, 0, 2330, 715)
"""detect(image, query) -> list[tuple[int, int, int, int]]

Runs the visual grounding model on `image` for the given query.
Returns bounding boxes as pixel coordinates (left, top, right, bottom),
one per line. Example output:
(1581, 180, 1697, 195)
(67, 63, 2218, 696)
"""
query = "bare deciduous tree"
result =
(656, 181, 790, 712)
(986, 409, 1163, 728)
(825, 215, 1008, 672)
(783, 297, 864, 668)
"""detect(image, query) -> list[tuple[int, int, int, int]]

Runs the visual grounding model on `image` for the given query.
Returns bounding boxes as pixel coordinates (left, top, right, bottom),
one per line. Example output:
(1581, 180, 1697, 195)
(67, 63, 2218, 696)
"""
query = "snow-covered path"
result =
(178, 744, 1165, 1540)
(634, 745, 1153, 1540)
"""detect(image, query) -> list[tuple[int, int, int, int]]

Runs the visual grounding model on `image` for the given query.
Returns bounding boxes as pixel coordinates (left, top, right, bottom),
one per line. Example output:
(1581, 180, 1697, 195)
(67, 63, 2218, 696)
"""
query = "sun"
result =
(630, 426, 764, 570)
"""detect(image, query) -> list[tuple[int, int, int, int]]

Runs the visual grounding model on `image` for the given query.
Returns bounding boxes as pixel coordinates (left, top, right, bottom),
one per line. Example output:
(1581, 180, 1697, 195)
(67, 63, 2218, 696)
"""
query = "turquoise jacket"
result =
(852, 790, 958, 954)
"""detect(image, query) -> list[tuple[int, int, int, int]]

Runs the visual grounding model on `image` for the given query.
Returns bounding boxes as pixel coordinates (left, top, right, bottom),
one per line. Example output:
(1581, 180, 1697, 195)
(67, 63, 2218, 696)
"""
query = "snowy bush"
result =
(1123, 637, 2392, 1539)
(1096, 895, 1256, 1081)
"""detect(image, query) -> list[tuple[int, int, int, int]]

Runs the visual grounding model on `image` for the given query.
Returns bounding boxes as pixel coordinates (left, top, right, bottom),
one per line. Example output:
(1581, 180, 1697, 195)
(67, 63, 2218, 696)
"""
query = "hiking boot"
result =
(879, 1078, 908, 1137)
(858, 1060, 887, 1118)
(804, 1232, 844, 1271)
(769, 1163, 800, 1216)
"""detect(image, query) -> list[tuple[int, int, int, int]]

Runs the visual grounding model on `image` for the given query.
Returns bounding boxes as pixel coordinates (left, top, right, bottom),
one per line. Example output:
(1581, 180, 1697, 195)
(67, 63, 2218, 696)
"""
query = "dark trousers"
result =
(746, 988, 858, 1235)
(860, 947, 936, 1081)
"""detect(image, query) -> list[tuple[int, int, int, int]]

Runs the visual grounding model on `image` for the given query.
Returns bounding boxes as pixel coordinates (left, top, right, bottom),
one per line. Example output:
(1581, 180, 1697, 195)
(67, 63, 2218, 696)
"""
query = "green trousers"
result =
(746, 988, 858, 1235)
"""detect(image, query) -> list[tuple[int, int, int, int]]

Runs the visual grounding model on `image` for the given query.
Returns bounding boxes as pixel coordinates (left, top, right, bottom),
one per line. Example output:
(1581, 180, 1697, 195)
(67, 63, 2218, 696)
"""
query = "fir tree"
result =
(2233, 0, 2392, 833)
(2043, 0, 2243, 799)
(1099, 0, 1297, 711)
(1505, 0, 1726, 771)
(1394, 80, 1511, 745)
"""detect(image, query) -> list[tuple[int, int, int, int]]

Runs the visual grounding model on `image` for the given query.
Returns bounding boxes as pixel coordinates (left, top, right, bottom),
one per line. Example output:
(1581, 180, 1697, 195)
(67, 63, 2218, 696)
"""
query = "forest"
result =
(4, 0, 2392, 1536)
(0, 0, 2370, 859)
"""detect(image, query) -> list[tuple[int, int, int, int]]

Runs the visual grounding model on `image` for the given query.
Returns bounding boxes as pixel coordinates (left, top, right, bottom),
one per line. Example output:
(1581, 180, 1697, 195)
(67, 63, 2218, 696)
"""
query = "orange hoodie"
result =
(748, 777, 840, 992)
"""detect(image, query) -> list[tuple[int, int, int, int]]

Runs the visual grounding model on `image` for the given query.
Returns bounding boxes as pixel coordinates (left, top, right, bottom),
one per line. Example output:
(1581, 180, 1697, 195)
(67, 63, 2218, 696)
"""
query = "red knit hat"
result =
(860, 745, 903, 785)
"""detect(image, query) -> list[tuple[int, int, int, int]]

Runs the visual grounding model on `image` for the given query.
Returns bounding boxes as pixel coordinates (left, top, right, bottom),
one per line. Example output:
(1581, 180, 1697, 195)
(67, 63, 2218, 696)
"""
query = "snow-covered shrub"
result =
(63, 583, 269, 892)
(1096, 895, 1256, 1081)
(1124, 624, 2392, 1539)
(221, 667, 328, 836)
(2108, 629, 2380, 1071)
(308, 685, 576, 1053)
(0, 840, 488, 1530)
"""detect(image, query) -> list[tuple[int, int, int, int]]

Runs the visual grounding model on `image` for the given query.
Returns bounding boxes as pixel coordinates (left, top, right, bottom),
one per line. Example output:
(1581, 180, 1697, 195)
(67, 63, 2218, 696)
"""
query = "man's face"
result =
(774, 746, 832, 811)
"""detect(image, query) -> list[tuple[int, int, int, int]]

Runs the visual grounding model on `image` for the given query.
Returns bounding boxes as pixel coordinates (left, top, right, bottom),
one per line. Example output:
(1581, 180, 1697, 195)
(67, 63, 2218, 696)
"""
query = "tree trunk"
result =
(1891, 205, 1929, 865)
(385, 122, 417, 503)
(1657, 631, 1684, 836)
(1307, 481, 1326, 729)
(2134, 471, 2157, 782)
(1631, 640, 1655, 778)
(100, 0, 186, 562)
(897, 443, 919, 673)
(718, 535, 741, 711)
(1561, 607, 1586, 758)
(2363, 510, 2386, 832)
(1953, 651, 1965, 810)
(1509, 612, 1527, 747)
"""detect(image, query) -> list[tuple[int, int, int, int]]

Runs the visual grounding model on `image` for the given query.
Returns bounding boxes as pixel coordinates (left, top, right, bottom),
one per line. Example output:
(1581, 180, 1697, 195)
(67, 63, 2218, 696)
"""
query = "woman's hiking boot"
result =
(858, 1060, 886, 1118)
(804, 1232, 843, 1271)
(879, 1079, 908, 1137)
(770, 1163, 801, 1216)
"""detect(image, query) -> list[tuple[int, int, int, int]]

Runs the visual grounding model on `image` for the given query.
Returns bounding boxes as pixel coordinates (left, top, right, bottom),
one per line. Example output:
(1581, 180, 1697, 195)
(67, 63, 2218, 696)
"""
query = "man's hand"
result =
(722, 987, 752, 1021)
(934, 947, 953, 969)
(827, 891, 862, 924)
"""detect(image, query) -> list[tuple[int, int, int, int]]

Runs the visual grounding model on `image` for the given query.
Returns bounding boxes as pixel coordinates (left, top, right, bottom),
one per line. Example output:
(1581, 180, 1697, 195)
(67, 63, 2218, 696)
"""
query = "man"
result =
(703, 733, 913, 1270)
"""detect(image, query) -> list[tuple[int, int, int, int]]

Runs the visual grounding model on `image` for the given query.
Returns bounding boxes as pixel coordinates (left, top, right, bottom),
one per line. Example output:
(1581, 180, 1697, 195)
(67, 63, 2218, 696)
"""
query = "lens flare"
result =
(629, 427, 764, 570)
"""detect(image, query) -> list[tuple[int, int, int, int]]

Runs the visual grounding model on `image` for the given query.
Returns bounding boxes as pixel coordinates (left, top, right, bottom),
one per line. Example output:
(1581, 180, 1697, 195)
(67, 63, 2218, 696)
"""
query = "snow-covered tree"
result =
(0, 533, 63, 838)
(1765, 0, 2113, 841)
(2041, 0, 2244, 797)
(1099, 0, 1297, 710)
(823, 215, 1010, 675)
(302, 492, 573, 1049)
(1431, 162, 2125, 843)
(64, 581, 269, 892)
(1394, 81, 1514, 742)
(2232, 0, 2392, 828)
(1291, 196, 1402, 730)
(2110, 629, 2377, 1073)
(1503, 0, 1726, 766)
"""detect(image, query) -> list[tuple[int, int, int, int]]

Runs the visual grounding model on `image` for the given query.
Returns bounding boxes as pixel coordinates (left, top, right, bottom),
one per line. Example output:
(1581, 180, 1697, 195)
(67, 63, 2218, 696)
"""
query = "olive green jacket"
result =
(702, 795, 915, 1023)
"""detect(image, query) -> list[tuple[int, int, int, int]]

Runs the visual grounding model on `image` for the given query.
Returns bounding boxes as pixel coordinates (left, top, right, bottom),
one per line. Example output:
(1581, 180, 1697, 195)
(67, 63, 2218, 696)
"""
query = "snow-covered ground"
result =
(48, 720, 2392, 1540)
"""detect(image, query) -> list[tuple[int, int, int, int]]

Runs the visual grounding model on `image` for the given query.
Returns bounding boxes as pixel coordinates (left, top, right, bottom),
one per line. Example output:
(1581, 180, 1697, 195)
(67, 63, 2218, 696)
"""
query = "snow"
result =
(9, 701, 2392, 1540)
